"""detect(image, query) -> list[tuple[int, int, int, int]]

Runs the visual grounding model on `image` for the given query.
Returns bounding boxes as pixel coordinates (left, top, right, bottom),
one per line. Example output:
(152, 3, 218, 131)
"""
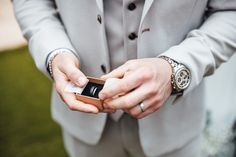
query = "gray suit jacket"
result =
(13, 0, 236, 156)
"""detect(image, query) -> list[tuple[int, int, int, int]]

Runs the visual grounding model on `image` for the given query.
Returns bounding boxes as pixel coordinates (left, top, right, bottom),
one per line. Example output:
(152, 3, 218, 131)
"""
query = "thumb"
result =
(61, 62, 88, 87)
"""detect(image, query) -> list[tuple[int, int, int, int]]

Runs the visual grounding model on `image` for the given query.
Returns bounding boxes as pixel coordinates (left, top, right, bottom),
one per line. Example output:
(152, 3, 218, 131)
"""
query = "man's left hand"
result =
(99, 58, 173, 119)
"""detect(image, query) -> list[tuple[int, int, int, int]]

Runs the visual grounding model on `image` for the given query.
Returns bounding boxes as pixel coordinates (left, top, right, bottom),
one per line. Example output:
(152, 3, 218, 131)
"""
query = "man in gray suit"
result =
(13, 0, 236, 157)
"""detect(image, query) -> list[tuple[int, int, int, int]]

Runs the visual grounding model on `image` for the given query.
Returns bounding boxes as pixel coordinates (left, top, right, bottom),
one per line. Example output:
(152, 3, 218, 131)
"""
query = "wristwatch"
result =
(159, 56, 191, 95)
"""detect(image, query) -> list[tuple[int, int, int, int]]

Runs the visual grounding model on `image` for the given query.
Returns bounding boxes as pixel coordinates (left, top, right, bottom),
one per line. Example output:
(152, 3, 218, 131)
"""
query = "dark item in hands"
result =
(81, 82, 104, 98)
(75, 77, 105, 111)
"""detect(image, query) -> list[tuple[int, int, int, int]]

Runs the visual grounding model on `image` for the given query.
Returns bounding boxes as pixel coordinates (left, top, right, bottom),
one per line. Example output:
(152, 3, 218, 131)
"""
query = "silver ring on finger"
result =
(139, 102, 145, 112)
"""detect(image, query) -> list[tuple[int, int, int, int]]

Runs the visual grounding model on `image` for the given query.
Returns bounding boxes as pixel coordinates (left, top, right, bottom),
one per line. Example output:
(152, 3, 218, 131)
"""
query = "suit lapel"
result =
(96, 0, 154, 31)
(140, 0, 154, 27)
(96, 0, 104, 12)
(97, 0, 154, 21)
(96, 0, 111, 72)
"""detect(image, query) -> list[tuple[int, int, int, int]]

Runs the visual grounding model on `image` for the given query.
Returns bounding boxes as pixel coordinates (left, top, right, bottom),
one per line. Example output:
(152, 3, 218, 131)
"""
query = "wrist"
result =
(47, 49, 77, 79)
(158, 56, 191, 95)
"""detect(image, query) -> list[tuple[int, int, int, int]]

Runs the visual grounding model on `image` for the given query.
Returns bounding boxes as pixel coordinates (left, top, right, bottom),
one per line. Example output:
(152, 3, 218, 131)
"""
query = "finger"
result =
(125, 102, 147, 118)
(62, 92, 99, 113)
(60, 62, 88, 87)
(136, 105, 161, 119)
(54, 71, 99, 113)
(101, 63, 129, 80)
(136, 97, 163, 119)
(127, 92, 163, 118)
(103, 83, 151, 110)
(99, 68, 149, 100)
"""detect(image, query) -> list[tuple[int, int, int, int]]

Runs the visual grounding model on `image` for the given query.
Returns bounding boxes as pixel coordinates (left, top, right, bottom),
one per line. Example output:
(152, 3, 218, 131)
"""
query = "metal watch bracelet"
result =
(159, 55, 191, 95)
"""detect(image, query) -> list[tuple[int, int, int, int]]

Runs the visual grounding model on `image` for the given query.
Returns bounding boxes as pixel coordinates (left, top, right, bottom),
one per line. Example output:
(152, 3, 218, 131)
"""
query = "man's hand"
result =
(99, 58, 173, 119)
(51, 52, 99, 113)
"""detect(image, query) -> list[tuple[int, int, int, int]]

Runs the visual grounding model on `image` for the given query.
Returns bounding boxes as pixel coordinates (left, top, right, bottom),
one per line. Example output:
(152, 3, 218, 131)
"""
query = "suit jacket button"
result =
(97, 14, 102, 24)
(128, 32, 138, 40)
(101, 64, 107, 73)
(128, 3, 136, 11)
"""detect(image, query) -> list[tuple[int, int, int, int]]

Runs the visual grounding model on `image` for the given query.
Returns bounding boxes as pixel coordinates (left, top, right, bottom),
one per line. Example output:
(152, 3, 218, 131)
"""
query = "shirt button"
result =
(97, 14, 102, 24)
(128, 3, 136, 11)
(100, 64, 107, 74)
(128, 32, 138, 40)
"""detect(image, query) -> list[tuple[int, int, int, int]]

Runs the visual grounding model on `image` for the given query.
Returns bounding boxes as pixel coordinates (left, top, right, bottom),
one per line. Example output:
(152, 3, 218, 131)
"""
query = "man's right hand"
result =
(51, 52, 99, 113)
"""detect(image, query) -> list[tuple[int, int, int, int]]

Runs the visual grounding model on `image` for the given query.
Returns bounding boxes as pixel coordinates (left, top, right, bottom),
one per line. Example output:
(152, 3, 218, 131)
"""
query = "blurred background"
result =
(0, 0, 235, 157)
(0, 0, 67, 156)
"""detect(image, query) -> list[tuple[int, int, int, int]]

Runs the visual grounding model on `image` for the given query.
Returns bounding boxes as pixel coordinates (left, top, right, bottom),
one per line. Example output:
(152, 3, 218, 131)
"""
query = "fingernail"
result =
(78, 77, 88, 86)
(88, 111, 98, 114)
(92, 110, 99, 114)
(89, 108, 99, 114)
(99, 93, 106, 100)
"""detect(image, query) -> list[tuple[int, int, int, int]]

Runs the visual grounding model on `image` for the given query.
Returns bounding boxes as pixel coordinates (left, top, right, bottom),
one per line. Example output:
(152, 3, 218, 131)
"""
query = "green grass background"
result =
(0, 47, 67, 157)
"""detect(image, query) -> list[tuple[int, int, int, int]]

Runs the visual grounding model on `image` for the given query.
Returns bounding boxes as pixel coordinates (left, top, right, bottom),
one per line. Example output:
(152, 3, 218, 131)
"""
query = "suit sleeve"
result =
(13, 0, 76, 78)
(160, 0, 236, 96)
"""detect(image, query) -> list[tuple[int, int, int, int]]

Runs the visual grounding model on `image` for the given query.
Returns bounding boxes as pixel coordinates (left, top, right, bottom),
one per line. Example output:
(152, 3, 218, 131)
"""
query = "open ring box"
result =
(75, 77, 105, 111)
(65, 76, 119, 112)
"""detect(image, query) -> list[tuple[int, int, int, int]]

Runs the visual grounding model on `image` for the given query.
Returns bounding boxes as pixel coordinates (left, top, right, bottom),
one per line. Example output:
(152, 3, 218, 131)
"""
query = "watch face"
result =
(175, 67, 191, 90)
